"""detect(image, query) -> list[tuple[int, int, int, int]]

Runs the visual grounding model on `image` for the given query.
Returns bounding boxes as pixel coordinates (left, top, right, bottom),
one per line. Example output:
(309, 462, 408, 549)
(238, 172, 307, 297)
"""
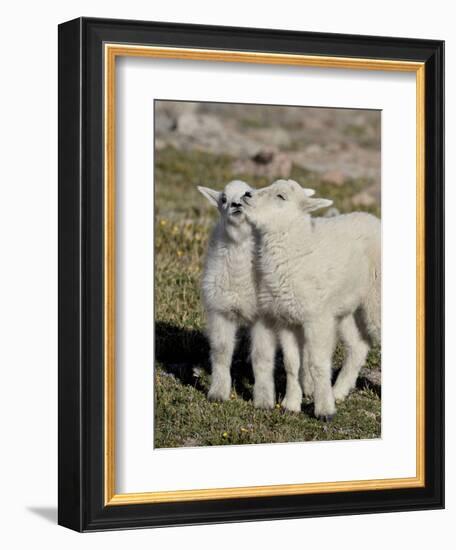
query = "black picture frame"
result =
(58, 17, 444, 532)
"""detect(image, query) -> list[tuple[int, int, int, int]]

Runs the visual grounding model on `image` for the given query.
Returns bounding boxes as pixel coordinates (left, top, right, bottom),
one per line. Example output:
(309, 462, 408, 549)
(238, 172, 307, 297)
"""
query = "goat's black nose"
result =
(231, 201, 242, 208)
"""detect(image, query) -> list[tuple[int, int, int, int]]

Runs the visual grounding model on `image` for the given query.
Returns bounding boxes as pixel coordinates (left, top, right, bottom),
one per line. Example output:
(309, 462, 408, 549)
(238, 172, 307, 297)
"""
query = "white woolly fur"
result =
(198, 180, 314, 410)
(243, 179, 381, 419)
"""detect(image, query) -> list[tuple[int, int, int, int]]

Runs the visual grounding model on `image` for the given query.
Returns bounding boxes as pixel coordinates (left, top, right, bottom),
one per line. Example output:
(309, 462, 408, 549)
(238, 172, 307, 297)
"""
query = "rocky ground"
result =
(155, 100, 381, 210)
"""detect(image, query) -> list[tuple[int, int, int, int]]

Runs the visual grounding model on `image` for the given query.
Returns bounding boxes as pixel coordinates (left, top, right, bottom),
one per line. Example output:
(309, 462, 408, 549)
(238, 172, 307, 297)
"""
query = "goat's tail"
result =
(361, 280, 381, 344)
(359, 225, 381, 344)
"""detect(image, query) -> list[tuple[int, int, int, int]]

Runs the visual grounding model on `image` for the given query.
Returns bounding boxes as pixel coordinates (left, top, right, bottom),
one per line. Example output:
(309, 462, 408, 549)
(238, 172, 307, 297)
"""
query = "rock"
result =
(358, 367, 381, 395)
(364, 183, 381, 203)
(250, 128, 292, 148)
(252, 148, 275, 165)
(302, 116, 325, 130)
(353, 114, 367, 127)
(232, 151, 292, 179)
(155, 138, 170, 151)
(352, 191, 376, 207)
(155, 112, 176, 133)
(183, 438, 199, 447)
(177, 113, 223, 136)
(160, 101, 197, 118)
(326, 142, 342, 153)
(305, 143, 322, 155)
(322, 169, 346, 186)
(273, 154, 293, 178)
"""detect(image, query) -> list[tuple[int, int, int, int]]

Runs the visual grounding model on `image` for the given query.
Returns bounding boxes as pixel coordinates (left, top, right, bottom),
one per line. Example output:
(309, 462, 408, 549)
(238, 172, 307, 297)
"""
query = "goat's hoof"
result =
(333, 386, 351, 402)
(317, 414, 335, 422)
(208, 395, 229, 403)
(281, 397, 302, 413)
(208, 387, 230, 402)
(253, 396, 275, 410)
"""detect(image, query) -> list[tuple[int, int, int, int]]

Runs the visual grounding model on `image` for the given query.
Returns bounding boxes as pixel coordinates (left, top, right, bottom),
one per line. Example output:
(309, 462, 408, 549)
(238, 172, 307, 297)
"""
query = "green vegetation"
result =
(154, 146, 381, 448)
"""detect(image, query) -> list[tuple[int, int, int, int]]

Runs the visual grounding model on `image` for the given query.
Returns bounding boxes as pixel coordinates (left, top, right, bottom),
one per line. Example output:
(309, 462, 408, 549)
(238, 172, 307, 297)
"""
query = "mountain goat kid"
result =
(198, 180, 315, 410)
(242, 179, 381, 420)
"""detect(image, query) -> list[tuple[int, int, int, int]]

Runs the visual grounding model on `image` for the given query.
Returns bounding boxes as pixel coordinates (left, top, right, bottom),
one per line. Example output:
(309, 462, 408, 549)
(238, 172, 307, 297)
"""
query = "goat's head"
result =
(242, 179, 331, 231)
(198, 180, 253, 231)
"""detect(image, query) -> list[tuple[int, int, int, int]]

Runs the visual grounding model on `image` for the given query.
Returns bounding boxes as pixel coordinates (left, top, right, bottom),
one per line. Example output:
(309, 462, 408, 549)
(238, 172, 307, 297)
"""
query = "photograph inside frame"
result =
(154, 99, 381, 449)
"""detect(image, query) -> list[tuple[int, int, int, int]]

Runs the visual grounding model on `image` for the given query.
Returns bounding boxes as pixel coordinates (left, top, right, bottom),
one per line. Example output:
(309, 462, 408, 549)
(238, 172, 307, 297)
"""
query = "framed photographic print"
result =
(58, 17, 444, 531)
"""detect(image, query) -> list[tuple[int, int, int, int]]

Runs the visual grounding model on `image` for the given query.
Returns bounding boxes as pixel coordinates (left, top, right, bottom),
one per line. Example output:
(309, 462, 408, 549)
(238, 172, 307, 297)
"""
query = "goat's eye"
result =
(221, 196, 227, 204)
(277, 194, 286, 201)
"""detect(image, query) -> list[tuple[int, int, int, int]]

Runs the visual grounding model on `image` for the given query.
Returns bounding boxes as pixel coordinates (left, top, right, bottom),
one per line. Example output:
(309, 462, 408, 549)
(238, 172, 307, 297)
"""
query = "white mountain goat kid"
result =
(198, 180, 315, 410)
(242, 179, 381, 419)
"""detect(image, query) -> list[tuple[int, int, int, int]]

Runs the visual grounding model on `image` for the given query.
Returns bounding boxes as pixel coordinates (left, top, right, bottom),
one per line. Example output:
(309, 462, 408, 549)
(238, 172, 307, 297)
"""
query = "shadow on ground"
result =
(155, 321, 292, 402)
(155, 321, 381, 405)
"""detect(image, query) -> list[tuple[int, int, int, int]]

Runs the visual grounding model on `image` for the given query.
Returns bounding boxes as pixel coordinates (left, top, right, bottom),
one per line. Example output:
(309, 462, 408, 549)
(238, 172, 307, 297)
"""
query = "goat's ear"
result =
(301, 197, 333, 212)
(197, 186, 220, 207)
(286, 180, 315, 197)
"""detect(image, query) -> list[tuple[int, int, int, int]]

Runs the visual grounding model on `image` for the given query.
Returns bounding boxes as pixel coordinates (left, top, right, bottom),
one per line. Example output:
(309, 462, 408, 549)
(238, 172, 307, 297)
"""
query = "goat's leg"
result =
(300, 344, 314, 399)
(251, 319, 277, 409)
(305, 317, 337, 420)
(333, 315, 369, 401)
(207, 312, 237, 402)
(279, 328, 303, 412)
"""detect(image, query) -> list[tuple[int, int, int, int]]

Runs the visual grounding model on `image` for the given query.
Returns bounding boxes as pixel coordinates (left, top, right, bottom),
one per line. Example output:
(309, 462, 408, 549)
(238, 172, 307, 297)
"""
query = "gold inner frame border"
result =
(103, 44, 425, 506)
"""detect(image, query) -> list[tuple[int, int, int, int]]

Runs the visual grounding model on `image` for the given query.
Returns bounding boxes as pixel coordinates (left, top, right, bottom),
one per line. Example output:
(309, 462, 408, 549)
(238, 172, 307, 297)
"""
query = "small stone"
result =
(359, 367, 381, 390)
(326, 142, 342, 153)
(305, 144, 322, 155)
(177, 113, 223, 136)
(232, 152, 292, 179)
(352, 191, 376, 207)
(155, 112, 176, 133)
(252, 148, 275, 165)
(183, 438, 199, 447)
(322, 170, 346, 186)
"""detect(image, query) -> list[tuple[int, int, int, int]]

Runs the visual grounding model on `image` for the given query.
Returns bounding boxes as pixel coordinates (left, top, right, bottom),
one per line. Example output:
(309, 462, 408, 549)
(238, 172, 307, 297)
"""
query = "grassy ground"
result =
(154, 146, 381, 448)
